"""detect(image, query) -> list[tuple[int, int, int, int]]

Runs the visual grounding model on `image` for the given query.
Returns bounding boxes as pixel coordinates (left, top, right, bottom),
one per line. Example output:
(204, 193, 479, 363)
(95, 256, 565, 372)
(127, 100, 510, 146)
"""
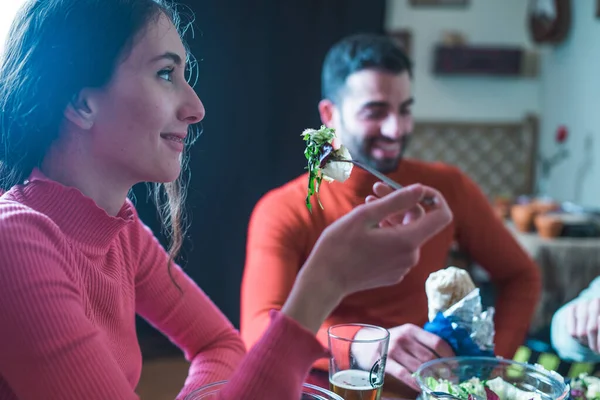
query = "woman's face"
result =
(82, 11, 204, 185)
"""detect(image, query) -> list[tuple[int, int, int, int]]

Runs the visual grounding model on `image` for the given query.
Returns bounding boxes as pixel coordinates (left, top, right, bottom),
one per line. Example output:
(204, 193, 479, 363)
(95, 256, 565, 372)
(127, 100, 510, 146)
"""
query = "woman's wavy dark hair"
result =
(0, 0, 200, 288)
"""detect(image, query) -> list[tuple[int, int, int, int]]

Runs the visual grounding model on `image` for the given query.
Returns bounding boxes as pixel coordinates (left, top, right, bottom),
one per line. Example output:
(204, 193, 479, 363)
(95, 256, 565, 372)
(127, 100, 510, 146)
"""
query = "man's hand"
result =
(386, 324, 455, 391)
(566, 298, 600, 353)
(352, 324, 454, 395)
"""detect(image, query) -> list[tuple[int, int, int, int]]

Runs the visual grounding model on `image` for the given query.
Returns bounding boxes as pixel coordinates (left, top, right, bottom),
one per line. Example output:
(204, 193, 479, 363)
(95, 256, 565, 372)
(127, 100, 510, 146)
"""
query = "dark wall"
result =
(135, 0, 386, 355)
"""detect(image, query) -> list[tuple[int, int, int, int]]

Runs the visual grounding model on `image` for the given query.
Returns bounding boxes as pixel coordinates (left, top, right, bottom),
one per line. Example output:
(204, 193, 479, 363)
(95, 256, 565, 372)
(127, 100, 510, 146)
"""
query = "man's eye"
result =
(364, 110, 386, 119)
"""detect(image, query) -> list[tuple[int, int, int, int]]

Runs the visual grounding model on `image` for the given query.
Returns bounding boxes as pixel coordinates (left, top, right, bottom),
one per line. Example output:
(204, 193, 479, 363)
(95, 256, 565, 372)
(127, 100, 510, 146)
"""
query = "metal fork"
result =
(332, 158, 437, 206)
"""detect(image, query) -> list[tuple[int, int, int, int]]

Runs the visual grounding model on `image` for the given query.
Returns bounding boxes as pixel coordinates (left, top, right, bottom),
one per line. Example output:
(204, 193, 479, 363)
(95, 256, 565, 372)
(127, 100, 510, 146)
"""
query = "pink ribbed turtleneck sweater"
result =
(0, 169, 327, 400)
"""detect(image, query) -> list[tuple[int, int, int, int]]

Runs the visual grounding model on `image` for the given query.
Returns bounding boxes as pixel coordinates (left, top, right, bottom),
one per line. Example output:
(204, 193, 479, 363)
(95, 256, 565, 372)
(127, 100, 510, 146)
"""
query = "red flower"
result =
(556, 125, 568, 143)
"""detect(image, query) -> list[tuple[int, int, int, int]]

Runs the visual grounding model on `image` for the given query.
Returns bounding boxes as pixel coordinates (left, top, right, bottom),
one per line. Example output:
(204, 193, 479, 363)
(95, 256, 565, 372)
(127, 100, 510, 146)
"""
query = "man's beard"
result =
(363, 135, 411, 173)
(340, 120, 411, 173)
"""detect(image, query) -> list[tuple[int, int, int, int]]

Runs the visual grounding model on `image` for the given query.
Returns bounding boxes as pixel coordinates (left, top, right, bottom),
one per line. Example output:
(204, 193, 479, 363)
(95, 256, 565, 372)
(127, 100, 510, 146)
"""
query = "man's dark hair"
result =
(321, 33, 413, 104)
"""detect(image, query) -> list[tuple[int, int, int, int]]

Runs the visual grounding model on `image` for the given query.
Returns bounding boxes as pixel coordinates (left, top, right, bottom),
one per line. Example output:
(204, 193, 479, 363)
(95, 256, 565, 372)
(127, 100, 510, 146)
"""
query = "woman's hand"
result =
(282, 183, 453, 334)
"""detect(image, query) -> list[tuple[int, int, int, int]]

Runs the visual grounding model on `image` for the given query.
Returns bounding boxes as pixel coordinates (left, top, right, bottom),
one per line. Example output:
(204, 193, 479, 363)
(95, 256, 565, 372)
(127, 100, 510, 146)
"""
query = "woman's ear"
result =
(64, 89, 97, 130)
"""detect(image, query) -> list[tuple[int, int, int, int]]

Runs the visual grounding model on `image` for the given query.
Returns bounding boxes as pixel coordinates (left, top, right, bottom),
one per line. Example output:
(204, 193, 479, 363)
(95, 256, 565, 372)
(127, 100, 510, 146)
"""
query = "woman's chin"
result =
(149, 165, 182, 184)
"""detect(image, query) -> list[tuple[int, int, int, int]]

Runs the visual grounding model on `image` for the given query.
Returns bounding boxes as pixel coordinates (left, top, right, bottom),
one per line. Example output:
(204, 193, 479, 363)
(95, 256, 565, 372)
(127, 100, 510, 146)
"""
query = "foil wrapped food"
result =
(424, 267, 495, 356)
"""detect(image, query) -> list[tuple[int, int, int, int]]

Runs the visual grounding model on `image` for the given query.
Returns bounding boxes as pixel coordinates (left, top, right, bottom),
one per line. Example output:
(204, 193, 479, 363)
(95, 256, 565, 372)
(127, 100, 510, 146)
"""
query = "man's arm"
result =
(452, 169, 541, 358)
(240, 191, 361, 371)
(240, 192, 304, 348)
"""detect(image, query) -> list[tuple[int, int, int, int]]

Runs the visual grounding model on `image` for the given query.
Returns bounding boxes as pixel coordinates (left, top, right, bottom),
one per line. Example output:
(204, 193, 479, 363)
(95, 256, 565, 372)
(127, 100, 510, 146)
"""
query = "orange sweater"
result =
(240, 158, 541, 371)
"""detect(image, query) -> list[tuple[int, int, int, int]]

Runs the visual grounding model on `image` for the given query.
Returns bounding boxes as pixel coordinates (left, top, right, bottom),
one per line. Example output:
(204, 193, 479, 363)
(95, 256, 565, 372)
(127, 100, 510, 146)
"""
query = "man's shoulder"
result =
(402, 158, 468, 186)
(400, 159, 487, 211)
(249, 173, 314, 225)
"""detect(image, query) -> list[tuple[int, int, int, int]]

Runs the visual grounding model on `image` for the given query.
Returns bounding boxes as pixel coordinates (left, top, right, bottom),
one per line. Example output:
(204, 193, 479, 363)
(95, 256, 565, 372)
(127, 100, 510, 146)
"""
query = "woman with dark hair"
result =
(0, 0, 453, 399)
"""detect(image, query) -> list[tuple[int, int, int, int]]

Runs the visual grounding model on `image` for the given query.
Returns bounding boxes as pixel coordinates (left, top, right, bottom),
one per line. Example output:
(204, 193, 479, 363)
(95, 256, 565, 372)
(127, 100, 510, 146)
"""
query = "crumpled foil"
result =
(443, 288, 495, 353)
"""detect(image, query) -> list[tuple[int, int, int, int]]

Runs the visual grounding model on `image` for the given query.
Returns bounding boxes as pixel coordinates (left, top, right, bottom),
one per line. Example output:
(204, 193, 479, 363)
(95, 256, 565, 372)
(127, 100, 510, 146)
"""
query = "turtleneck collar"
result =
(8, 168, 135, 250)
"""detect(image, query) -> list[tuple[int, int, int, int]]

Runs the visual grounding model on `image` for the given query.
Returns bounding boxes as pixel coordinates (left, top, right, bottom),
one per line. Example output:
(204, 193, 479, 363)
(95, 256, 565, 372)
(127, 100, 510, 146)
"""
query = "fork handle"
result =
(335, 159, 437, 206)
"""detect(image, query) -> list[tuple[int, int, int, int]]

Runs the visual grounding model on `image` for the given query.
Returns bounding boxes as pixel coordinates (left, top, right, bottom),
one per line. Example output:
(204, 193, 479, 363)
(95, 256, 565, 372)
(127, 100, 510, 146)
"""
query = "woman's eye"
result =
(158, 68, 174, 82)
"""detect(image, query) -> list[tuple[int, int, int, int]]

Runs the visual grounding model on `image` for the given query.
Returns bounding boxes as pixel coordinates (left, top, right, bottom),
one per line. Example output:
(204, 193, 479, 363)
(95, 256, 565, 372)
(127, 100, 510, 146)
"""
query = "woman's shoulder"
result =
(0, 195, 75, 288)
(0, 193, 55, 222)
(0, 193, 65, 246)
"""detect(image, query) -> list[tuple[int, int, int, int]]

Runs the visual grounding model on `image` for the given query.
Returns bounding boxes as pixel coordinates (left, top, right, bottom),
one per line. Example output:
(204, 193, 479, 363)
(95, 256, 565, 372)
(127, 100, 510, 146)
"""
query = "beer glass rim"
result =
(328, 323, 389, 343)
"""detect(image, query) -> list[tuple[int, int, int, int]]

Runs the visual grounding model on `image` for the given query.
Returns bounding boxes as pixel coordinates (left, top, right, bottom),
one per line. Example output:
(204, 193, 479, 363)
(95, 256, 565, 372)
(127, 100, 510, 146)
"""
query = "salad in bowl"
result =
(569, 373, 600, 400)
(414, 356, 569, 400)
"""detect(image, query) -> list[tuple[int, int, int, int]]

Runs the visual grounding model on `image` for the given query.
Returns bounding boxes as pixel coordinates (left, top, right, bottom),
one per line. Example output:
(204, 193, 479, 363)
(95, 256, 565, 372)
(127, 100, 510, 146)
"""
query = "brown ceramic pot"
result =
(510, 204, 536, 232)
(534, 213, 563, 239)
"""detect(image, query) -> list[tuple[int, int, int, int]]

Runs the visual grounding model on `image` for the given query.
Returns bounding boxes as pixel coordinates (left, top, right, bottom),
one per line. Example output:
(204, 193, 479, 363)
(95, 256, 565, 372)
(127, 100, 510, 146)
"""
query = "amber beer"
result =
(329, 369, 382, 400)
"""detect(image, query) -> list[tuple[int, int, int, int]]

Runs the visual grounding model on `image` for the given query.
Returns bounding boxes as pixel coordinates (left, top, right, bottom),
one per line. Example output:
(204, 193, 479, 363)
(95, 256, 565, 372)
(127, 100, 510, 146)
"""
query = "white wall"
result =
(0, 1, 27, 54)
(385, 0, 540, 122)
(538, 1, 600, 207)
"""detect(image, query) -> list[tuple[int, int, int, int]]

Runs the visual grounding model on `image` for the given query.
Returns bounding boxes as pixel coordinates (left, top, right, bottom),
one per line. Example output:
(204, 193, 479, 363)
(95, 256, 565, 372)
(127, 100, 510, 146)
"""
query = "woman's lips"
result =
(160, 133, 186, 152)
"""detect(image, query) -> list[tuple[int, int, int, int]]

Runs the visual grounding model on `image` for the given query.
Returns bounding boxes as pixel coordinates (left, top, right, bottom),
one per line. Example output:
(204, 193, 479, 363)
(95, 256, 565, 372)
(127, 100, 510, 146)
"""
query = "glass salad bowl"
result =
(184, 380, 344, 400)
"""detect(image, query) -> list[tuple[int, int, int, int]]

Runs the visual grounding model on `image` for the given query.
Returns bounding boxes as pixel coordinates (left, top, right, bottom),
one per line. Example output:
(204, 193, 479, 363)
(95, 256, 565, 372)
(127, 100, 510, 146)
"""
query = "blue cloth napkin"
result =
(424, 312, 494, 357)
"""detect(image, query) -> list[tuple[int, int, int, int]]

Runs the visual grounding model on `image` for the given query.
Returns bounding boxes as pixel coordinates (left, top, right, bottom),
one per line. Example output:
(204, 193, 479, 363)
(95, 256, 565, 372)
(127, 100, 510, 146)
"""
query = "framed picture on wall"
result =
(410, 0, 468, 6)
(597, 0, 600, 18)
(387, 29, 412, 59)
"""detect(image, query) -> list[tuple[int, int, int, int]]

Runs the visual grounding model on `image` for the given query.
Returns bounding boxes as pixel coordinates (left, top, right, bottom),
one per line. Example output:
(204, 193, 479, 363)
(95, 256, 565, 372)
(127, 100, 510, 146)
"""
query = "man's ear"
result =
(318, 98, 337, 128)
(64, 89, 97, 130)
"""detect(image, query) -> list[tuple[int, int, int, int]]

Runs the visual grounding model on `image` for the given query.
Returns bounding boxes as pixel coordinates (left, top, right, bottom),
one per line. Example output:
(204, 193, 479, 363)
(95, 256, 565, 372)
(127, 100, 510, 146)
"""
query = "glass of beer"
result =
(328, 323, 390, 400)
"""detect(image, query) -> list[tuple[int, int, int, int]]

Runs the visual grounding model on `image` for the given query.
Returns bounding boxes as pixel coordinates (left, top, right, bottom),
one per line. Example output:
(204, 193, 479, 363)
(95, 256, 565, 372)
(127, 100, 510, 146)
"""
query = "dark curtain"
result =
(135, 0, 386, 357)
